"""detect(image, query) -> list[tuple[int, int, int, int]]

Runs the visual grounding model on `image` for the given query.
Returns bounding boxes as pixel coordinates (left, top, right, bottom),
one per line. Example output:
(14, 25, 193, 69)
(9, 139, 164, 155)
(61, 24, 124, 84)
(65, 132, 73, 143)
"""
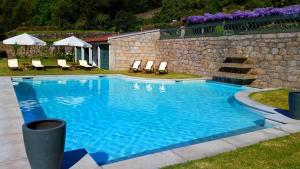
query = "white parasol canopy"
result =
(53, 36, 92, 48)
(3, 33, 46, 46)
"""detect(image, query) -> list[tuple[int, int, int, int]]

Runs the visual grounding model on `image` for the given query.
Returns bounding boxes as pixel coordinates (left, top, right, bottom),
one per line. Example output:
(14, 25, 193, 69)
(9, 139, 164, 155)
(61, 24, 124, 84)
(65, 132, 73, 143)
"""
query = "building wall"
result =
(157, 33, 300, 88)
(108, 30, 160, 70)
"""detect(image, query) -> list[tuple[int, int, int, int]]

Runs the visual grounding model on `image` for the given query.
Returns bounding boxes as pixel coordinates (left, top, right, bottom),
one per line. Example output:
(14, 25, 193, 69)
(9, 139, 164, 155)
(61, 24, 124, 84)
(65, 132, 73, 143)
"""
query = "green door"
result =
(76, 47, 81, 61)
(100, 45, 109, 70)
(84, 48, 89, 63)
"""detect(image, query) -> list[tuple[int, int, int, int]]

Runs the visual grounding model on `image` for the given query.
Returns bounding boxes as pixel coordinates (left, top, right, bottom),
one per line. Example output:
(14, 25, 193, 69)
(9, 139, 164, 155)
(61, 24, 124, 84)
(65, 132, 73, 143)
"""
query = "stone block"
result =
(271, 48, 279, 55)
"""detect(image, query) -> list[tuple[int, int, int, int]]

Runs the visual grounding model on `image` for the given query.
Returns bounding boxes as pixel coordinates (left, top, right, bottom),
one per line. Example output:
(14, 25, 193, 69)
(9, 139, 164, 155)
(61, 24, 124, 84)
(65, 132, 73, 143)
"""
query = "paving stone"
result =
(223, 130, 273, 148)
(70, 154, 101, 169)
(0, 118, 23, 135)
(0, 134, 27, 163)
(0, 158, 30, 169)
(260, 128, 289, 138)
(275, 124, 300, 134)
(0, 133, 23, 145)
(172, 139, 236, 161)
(102, 151, 185, 169)
(0, 106, 23, 120)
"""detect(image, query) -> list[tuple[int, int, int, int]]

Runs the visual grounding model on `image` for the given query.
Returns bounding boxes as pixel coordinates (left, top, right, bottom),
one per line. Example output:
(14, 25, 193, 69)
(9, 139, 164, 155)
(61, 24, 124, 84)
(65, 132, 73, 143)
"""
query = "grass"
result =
(163, 132, 300, 169)
(249, 89, 289, 110)
(0, 58, 200, 79)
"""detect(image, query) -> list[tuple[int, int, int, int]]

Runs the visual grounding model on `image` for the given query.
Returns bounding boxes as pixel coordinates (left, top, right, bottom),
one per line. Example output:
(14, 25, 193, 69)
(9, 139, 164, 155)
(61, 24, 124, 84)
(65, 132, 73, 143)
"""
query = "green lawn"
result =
(250, 89, 289, 110)
(163, 132, 300, 169)
(0, 58, 200, 79)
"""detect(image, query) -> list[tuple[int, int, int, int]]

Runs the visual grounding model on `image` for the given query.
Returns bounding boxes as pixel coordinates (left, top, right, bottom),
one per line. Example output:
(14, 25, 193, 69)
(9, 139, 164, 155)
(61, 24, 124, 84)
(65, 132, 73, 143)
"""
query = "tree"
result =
(51, 0, 80, 29)
(11, 0, 34, 27)
(12, 44, 21, 58)
(113, 10, 141, 32)
(30, 0, 57, 25)
(95, 13, 111, 30)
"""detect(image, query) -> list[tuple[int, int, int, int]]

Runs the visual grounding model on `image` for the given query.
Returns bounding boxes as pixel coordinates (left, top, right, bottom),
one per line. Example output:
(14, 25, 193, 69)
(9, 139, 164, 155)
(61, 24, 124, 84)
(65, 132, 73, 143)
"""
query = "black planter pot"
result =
(22, 119, 66, 169)
(289, 92, 300, 120)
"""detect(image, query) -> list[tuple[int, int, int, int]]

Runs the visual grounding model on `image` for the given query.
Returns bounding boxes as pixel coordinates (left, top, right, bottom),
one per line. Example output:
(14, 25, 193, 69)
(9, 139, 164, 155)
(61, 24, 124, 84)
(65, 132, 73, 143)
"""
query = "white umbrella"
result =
(3, 33, 46, 46)
(3, 33, 46, 58)
(53, 36, 92, 48)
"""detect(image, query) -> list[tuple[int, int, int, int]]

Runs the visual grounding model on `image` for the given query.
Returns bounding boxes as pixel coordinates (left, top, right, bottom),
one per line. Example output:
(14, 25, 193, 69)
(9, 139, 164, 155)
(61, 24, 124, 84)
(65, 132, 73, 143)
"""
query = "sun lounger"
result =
(144, 60, 154, 73)
(7, 59, 19, 70)
(129, 60, 142, 72)
(57, 59, 70, 70)
(79, 60, 93, 70)
(156, 61, 168, 74)
(32, 60, 45, 70)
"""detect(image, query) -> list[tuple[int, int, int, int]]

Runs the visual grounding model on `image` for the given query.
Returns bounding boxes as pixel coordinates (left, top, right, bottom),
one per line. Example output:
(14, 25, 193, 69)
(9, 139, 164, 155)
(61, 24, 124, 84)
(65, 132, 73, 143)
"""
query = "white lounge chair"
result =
(79, 60, 93, 70)
(156, 61, 168, 74)
(144, 60, 154, 73)
(57, 59, 70, 70)
(129, 60, 142, 72)
(7, 59, 19, 70)
(32, 60, 45, 70)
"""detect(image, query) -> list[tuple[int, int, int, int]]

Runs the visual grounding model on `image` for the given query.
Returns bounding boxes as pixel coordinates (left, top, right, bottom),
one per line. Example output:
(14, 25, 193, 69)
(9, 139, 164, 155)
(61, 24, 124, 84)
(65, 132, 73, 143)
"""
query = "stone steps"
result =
(220, 63, 253, 69)
(214, 72, 257, 80)
(213, 55, 257, 85)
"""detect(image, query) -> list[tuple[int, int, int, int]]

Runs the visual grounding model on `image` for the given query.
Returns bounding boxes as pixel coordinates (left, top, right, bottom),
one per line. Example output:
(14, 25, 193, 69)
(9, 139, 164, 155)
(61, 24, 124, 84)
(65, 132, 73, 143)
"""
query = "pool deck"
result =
(0, 75, 300, 169)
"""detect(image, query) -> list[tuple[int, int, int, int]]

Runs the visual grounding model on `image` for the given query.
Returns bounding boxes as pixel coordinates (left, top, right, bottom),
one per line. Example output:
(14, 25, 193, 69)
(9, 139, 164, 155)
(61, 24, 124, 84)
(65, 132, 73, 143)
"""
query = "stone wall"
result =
(108, 30, 160, 70)
(0, 44, 73, 58)
(103, 30, 300, 88)
(157, 33, 300, 88)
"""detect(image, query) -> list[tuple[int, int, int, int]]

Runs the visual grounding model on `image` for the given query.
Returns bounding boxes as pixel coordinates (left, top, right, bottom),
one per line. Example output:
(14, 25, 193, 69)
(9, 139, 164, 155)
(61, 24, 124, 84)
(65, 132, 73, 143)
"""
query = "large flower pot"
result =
(22, 119, 66, 169)
(289, 92, 300, 120)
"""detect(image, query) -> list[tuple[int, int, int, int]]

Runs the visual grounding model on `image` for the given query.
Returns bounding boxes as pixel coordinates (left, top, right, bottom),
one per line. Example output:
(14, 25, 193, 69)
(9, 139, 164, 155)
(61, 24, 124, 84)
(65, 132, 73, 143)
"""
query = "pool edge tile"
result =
(102, 151, 185, 169)
(70, 154, 101, 169)
(171, 139, 236, 161)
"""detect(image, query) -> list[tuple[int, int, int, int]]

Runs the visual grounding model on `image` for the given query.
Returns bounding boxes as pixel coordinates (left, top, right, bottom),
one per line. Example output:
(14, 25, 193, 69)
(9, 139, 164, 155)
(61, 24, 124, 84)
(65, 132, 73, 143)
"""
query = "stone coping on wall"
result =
(158, 32, 300, 41)
(1, 75, 300, 169)
(108, 29, 160, 40)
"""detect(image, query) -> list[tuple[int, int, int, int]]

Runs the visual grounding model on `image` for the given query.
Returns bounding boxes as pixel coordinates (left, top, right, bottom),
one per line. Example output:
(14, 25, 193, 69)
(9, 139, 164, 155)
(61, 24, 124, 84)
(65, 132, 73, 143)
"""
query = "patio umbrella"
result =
(53, 36, 92, 62)
(53, 36, 92, 48)
(3, 33, 47, 57)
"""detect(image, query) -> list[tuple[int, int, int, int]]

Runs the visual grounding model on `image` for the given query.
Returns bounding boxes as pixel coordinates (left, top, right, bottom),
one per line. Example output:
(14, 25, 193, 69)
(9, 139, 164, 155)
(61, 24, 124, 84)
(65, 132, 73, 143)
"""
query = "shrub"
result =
(0, 51, 8, 59)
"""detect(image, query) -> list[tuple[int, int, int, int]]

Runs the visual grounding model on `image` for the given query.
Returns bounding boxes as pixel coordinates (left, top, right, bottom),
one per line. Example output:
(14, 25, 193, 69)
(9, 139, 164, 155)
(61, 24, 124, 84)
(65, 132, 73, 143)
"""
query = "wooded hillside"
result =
(0, 0, 298, 35)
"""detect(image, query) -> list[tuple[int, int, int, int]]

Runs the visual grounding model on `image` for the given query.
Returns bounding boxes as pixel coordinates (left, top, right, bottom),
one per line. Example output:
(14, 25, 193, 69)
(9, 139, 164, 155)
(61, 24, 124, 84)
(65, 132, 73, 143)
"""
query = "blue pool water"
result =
(13, 76, 266, 164)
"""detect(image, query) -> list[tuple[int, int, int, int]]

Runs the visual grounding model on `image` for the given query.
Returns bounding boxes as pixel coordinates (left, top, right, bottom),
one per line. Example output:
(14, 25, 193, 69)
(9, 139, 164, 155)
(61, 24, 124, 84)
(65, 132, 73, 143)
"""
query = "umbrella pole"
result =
(25, 46, 27, 58)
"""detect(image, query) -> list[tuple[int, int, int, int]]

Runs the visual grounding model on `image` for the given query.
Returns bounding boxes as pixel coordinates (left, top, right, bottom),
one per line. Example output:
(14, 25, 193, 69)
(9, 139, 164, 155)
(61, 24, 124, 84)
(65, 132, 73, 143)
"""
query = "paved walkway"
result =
(0, 77, 99, 169)
(0, 77, 30, 169)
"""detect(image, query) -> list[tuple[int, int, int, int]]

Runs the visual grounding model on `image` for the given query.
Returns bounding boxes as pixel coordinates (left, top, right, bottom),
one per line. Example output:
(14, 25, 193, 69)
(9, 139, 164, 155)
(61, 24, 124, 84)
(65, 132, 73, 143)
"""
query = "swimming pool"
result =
(13, 75, 267, 164)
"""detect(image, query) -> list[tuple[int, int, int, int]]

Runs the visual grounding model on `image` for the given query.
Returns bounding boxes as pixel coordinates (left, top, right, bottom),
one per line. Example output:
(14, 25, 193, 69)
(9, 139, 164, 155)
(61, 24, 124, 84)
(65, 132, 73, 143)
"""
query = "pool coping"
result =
(1, 75, 300, 169)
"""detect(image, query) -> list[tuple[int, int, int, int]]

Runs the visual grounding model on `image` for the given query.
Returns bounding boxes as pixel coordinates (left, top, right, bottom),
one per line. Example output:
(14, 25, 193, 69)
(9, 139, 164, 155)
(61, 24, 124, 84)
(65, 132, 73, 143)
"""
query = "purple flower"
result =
(186, 4, 300, 24)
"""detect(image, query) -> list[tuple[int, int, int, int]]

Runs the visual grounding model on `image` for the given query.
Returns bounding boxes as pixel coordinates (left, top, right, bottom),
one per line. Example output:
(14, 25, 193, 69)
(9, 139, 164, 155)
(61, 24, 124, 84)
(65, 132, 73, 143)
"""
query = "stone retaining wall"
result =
(157, 33, 300, 88)
(90, 30, 300, 88)
(108, 30, 160, 70)
(0, 44, 73, 58)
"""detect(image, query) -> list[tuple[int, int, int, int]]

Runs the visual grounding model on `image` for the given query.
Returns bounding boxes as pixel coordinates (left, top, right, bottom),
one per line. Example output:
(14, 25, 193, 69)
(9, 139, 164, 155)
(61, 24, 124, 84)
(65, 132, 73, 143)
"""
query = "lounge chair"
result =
(79, 60, 93, 70)
(57, 59, 70, 70)
(7, 59, 19, 70)
(32, 60, 45, 70)
(156, 61, 168, 74)
(129, 60, 142, 72)
(144, 60, 154, 73)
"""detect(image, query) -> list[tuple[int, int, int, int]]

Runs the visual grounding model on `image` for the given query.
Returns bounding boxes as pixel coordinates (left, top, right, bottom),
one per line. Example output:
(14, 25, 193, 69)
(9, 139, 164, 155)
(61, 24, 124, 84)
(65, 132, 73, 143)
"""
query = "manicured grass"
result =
(249, 89, 289, 110)
(163, 132, 300, 169)
(0, 58, 200, 79)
